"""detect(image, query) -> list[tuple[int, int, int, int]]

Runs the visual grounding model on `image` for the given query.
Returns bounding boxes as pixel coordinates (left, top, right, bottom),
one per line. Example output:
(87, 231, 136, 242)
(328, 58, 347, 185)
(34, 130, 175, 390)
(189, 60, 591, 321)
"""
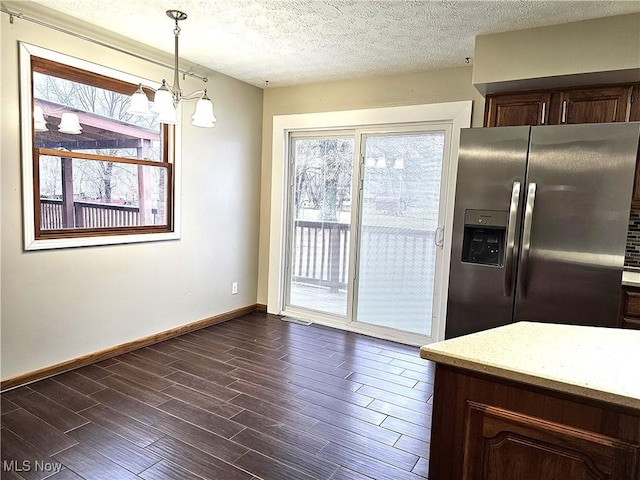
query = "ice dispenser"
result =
(461, 210, 507, 266)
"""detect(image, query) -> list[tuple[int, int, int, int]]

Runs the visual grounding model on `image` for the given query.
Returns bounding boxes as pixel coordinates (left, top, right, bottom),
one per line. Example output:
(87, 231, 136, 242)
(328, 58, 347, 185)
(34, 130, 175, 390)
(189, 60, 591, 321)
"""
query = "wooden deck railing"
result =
(40, 199, 65, 229)
(40, 199, 158, 229)
(291, 220, 350, 291)
(359, 224, 436, 281)
(74, 201, 140, 227)
(291, 219, 436, 291)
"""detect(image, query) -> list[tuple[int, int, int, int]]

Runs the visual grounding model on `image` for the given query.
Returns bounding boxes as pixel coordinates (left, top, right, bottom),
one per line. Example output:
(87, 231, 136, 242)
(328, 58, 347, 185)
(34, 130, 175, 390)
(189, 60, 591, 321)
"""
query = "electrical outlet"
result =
(232, 282, 238, 295)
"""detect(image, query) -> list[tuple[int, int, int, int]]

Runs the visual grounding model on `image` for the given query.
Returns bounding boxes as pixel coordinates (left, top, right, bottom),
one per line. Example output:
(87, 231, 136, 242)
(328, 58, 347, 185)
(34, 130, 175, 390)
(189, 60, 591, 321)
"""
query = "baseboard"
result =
(0, 304, 260, 392)
(255, 303, 267, 313)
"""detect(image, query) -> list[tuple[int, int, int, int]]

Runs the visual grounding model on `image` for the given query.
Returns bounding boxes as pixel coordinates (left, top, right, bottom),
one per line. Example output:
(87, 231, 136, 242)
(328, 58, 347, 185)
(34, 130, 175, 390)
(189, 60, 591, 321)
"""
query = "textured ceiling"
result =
(18, 0, 640, 87)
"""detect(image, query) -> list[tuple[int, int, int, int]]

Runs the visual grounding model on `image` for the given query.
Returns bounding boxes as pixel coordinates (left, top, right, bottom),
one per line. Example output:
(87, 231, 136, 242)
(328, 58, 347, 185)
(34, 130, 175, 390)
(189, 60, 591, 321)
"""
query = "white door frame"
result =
(268, 101, 472, 345)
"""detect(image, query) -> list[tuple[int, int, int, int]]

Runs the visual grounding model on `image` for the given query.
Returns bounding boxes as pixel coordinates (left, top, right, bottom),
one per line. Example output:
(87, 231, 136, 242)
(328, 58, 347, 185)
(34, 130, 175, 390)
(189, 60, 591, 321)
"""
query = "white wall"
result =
(0, 6, 263, 380)
(257, 67, 485, 305)
(255, 12, 640, 305)
(474, 13, 640, 93)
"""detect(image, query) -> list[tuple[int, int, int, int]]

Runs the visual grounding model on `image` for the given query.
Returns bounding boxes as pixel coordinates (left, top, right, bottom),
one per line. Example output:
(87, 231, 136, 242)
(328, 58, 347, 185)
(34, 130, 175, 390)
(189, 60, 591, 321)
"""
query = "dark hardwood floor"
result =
(1, 312, 434, 479)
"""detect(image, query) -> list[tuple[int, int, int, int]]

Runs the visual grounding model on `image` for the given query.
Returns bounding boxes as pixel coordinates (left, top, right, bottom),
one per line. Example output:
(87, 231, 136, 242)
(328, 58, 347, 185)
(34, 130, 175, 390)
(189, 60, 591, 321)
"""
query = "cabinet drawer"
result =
(622, 289, 640, 317)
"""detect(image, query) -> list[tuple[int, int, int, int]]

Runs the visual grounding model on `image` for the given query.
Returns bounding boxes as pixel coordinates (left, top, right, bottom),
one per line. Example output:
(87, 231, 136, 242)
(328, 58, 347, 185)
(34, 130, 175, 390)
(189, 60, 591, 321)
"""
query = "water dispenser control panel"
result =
(461, 209, 508, 267)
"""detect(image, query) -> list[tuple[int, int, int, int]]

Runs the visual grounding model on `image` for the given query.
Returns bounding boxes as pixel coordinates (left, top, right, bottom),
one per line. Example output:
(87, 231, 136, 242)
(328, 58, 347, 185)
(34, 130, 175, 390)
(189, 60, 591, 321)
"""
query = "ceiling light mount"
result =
(166, 10, 188, 22)
(127, 10, 216, 128)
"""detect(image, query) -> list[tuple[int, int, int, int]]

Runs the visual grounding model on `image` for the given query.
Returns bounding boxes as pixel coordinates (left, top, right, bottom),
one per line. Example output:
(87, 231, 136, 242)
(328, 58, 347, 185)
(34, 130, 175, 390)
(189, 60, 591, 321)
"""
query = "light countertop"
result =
(623, 269, 640, 287)
(420, 322, 640, 410)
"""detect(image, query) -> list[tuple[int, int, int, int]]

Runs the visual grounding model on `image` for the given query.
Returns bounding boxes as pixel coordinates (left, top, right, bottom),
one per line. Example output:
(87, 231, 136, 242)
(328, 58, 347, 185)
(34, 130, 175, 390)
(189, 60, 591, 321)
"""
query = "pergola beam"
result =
(35, 139, 150, 150)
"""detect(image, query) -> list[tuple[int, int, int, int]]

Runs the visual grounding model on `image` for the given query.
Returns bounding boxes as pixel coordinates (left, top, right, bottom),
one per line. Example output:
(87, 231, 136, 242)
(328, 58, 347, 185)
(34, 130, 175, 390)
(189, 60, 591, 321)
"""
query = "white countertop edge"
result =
(421, 346, 640, 411)
(622, 270, 640, 287)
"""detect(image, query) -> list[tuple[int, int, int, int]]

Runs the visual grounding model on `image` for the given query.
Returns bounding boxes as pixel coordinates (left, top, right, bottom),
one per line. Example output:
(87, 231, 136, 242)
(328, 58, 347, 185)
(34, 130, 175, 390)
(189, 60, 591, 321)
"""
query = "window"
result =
(20, 43, 180, 250)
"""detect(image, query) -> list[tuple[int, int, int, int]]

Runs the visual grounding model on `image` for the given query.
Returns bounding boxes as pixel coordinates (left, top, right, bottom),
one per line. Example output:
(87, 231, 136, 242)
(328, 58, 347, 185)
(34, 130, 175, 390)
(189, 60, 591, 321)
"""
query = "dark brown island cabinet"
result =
(484, 82, 640, 208)
(420, 322, 640, 480)
(621, 285, 640, 330)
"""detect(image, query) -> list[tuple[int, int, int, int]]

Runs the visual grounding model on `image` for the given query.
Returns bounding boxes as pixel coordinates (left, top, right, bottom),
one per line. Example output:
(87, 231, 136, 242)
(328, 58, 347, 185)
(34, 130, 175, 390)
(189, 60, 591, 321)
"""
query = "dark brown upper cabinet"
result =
(631, 84, 640, 122)
(485, 91, 552, 127)
(558, 85, 633, 124)
(484, 83, 638, 127)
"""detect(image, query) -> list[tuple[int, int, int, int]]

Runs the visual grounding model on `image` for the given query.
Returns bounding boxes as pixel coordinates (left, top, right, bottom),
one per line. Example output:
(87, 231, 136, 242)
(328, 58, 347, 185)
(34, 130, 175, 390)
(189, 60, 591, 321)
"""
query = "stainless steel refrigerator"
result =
(445, 123, 640, 339)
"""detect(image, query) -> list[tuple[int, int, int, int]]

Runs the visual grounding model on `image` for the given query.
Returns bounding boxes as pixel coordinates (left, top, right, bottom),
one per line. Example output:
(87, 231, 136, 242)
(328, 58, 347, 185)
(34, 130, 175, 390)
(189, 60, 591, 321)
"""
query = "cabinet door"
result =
(631, 85, 640, 122)
(485, 92, 551, 127)
(463, 403, 639, 480)
(559, 85, 633, 124)
(621, 287, 640, 329)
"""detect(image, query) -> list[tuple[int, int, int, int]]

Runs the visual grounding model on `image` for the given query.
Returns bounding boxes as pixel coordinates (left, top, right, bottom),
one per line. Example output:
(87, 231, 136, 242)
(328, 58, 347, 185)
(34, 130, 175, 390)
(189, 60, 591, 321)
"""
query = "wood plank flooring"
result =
(1, 312, 434, 480)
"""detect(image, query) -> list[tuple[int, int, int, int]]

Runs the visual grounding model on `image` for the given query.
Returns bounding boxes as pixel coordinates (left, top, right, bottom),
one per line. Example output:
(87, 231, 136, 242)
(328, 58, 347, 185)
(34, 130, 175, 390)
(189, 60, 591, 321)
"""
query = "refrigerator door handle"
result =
(503, 182, 521, 297)
(518, 182, 537, 299)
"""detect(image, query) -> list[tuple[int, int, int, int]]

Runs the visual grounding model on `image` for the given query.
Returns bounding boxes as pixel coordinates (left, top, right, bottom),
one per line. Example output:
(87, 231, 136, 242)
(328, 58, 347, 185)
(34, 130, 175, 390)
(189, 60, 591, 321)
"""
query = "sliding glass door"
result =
(353, 131, 446, 338)
(283, 126, 450, 343)
(285, 133, 354, 317)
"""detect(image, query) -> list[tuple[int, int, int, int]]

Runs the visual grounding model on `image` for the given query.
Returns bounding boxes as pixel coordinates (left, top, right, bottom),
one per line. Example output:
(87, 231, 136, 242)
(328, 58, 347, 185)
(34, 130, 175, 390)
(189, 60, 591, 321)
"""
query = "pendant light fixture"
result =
(33, 105, 48, 132)
(127, 10, 217, 128)
(58, 112, 82, 134)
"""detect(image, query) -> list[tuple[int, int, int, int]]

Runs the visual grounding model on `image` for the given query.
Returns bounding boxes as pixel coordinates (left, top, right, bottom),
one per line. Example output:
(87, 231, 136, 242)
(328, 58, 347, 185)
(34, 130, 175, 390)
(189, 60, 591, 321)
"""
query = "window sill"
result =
(25, 230, 180, 251)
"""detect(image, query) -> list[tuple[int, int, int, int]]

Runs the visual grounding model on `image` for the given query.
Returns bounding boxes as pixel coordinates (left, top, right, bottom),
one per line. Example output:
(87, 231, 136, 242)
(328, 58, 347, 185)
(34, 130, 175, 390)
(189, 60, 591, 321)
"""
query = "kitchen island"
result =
(420, 322, 640, 480)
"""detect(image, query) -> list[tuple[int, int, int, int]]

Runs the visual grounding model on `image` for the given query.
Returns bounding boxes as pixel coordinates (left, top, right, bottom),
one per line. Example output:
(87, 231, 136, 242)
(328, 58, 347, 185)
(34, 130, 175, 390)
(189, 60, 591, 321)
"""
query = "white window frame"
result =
(19, 42, 182, 250)
(268, 101, 472, 343)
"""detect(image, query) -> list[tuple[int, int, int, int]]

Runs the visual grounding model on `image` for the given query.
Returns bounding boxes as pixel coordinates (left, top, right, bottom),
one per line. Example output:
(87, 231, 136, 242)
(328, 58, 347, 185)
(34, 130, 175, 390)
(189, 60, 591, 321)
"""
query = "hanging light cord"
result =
(0, 6, 208, 84)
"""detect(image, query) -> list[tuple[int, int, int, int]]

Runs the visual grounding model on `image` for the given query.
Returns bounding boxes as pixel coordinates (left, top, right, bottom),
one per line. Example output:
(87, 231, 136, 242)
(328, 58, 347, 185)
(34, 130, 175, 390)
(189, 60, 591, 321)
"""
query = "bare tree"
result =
(293, 138, 353, 221)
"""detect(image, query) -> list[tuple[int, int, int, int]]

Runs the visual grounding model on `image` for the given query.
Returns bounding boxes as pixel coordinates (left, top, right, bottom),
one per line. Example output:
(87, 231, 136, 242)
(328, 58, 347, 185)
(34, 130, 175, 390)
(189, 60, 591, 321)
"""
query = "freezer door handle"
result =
(518, 182, 537, 299)
(503, 182, 521, 297)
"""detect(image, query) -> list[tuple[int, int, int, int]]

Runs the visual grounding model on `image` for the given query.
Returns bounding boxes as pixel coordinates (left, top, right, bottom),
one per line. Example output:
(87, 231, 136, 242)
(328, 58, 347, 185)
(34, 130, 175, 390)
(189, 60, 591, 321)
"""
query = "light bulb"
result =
(128, 84, 152, 116)
(152, 80, 175, 115)
(191, 92, 217, 128)
(58, 113, 82, 134)
(34, 105, 48, 132)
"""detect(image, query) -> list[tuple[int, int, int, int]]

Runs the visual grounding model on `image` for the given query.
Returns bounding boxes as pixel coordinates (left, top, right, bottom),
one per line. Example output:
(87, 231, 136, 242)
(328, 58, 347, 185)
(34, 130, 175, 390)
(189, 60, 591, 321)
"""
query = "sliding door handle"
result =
(503, 182, 520, 297)
(435, 225, 444, 249)
(518, 183, 537, 299)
